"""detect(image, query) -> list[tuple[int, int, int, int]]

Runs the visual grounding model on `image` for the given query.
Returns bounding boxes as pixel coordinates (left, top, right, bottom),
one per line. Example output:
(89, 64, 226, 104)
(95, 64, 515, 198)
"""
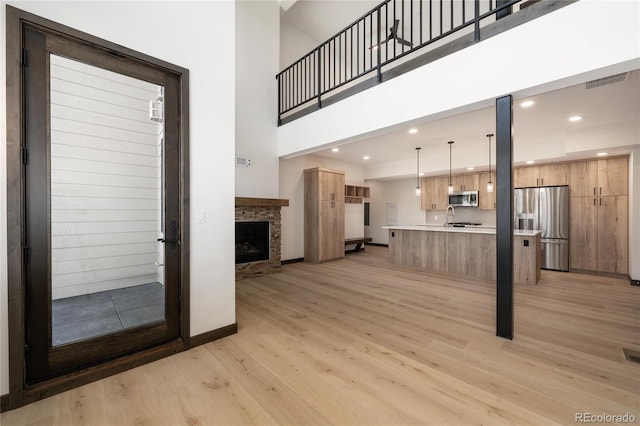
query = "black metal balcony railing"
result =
(277, 0, 541, 125)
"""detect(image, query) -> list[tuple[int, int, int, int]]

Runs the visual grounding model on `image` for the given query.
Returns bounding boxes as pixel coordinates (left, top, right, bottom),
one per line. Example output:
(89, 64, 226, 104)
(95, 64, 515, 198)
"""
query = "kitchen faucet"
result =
(445, 205, 455, 226)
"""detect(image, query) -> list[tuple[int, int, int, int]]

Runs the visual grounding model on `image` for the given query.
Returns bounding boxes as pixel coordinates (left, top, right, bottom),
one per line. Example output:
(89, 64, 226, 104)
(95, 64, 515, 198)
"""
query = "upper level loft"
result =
(277, 0, 574, 125)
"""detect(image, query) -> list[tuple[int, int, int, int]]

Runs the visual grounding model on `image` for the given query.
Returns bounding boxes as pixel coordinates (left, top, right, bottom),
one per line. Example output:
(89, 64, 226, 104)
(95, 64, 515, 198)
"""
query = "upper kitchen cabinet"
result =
(598, 157, 628, 196)
(451, 173, 479, 192)
(569, 157, 628, 197)
(515, 164, 568, 188)
(568, 161, 598, 197)
(478, 172, 496, 210)
(421, 176, 449, 210)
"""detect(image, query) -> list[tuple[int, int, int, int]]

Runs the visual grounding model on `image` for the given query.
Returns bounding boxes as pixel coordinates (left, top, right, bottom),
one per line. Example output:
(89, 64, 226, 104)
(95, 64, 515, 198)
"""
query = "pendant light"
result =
(486, 133, 494, 193)
(447, 141, 454, 194)
(415, 147, 421, 196)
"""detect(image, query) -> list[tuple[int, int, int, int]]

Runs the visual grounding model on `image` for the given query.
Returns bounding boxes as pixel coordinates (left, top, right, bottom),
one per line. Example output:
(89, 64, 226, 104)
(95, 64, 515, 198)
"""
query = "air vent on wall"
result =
(585, 73, 628, 89)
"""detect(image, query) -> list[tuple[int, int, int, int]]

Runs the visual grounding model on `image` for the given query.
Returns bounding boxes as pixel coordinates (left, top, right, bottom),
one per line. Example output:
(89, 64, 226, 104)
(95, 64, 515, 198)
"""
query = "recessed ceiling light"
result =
(331, 147, 339, 152)
(526, 160, 535, 165)
(520, 100, 535, 108)
(363, 155, 370, 160)
(596, 152, 608, 157)
(467, 167, 474, 171)
(408, 128, 418, 134)
(569, 115, 583, 122)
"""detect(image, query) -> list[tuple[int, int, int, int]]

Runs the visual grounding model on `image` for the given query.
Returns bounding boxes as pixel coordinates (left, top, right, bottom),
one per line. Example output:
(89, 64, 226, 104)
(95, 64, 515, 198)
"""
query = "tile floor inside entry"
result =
(52, 282, 165, 346)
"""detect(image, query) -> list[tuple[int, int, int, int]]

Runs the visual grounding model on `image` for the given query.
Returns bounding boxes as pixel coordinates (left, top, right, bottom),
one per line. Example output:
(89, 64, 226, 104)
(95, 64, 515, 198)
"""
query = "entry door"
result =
(23, 27, 182, 383)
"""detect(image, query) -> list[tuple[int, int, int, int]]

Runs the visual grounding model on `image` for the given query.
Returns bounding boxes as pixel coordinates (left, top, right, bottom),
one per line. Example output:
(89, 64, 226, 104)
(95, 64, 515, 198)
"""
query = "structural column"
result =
(496, 95, 513, 339)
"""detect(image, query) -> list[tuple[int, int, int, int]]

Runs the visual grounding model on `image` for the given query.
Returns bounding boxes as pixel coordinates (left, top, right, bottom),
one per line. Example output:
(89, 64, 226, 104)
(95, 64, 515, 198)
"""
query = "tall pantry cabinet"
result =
(304, 168, 345, 263)
(569, 157, 628, 274)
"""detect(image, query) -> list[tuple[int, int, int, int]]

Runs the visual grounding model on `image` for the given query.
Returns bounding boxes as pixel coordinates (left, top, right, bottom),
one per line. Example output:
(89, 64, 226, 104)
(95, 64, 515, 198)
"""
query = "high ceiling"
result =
(281, 1, 640, 181)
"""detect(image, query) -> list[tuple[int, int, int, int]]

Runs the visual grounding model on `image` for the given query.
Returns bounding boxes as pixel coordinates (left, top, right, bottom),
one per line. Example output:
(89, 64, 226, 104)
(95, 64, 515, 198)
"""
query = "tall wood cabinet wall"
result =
(304, 168, 345, 263)
(569, 157, 628, 274)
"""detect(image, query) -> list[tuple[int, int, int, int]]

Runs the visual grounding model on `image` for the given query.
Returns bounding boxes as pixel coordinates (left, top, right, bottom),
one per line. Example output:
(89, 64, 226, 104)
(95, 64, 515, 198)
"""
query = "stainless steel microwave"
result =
(448, 191, 479, 207)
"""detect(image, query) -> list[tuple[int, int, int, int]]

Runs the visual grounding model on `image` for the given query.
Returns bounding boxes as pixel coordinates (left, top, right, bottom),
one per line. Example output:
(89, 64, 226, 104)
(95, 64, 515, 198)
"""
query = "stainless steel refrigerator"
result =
(514, 186, 569, 271)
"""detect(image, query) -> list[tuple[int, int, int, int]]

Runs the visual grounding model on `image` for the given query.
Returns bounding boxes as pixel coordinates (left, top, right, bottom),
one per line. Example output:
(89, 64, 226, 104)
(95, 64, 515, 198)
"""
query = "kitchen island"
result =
(385, 226, 541, 285)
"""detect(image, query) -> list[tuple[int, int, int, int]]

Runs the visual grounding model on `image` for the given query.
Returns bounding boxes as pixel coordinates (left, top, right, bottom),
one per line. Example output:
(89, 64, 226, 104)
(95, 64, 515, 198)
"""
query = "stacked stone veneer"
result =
(235, 205, 282, 280)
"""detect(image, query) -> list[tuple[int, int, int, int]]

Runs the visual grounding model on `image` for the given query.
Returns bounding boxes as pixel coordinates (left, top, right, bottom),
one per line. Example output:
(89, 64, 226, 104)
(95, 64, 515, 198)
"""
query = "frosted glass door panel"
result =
(50, 55, 165, 346)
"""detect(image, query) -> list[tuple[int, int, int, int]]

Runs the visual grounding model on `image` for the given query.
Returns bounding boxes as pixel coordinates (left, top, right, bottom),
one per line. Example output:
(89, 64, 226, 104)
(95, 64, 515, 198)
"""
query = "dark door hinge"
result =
(23, 246, 30, 265)
(24, 344, 31, 360)
(21, 147, 29, 165)
(22, 48, 29, 67)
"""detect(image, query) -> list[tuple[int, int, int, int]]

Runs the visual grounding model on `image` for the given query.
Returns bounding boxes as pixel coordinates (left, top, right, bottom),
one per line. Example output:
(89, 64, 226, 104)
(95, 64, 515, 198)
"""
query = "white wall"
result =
(279, 16, 318, 70)
(279, 155, 365, 260)
(365, 179, 425, 245)
(1, 0, 237, 395)
(236, 0, 280, 198)
(278, 0, 640, 158)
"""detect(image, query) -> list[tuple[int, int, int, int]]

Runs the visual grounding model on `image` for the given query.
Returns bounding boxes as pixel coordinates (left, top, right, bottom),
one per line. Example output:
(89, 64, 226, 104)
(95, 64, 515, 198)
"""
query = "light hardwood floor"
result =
(2, 246, 639, 425)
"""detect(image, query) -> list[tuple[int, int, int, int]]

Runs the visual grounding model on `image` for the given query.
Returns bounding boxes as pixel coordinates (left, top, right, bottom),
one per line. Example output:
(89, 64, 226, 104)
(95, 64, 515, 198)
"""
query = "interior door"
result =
(23, 27, 182, 383)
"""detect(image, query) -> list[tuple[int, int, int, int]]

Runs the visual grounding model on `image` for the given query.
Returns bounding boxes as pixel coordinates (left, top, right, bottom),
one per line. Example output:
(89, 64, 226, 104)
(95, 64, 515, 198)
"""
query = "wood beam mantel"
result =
(235, 197, 289, 207)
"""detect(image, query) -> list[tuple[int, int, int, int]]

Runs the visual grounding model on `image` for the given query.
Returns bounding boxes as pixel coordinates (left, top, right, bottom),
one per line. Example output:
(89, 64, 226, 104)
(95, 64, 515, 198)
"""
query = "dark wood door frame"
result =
(5, 5, 190, 410)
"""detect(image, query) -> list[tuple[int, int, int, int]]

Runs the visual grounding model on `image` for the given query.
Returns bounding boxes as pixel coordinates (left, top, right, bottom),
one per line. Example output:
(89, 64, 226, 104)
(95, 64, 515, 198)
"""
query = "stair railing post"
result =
(474, 0, 480, 41)
(376, 6, 382, 83)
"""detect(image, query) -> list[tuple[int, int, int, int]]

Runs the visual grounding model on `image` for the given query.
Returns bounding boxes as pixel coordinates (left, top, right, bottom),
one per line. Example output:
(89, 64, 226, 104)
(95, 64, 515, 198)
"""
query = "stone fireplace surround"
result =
(235, 197, 289, 280)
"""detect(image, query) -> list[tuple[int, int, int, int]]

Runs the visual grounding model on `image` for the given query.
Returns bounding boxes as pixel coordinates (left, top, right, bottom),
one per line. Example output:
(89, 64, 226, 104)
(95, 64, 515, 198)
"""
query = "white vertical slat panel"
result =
(50, 55, 164, 300)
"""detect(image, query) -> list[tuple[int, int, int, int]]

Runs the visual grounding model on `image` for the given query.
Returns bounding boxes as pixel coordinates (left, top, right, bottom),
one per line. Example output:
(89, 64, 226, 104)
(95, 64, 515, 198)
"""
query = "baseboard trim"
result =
(282, 257, 304, 265)
(367, 243, 389, 248)
(1, 393, 9, 412)
(189, 323, 238, 348)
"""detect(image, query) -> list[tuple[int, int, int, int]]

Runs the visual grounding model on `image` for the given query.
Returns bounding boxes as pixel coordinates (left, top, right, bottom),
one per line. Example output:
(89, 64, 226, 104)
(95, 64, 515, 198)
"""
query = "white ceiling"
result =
(281, 2, 640, 181)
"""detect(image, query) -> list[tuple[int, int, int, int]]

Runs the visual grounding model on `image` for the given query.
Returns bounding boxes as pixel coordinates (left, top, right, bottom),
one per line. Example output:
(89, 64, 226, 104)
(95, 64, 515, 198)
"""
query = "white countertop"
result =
(383, 225, 541, 237)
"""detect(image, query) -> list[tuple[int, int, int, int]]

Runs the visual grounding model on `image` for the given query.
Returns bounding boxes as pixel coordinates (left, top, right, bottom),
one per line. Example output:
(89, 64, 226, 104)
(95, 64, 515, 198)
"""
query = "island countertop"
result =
(383, 225, 542, 237)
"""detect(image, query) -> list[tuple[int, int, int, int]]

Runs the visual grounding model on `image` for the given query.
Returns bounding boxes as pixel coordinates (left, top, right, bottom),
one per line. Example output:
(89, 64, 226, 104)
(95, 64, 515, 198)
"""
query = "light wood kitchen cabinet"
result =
(569, 157, 628, 197)
(421, 176, 449, 210)
(478, 172, 496, 210)
(304, 167, 345, 263)
(569, 161, 598, 197)
(569, 197, 598, 271)
(515, 164, 568, 188)
(569, 195, 628, 274)
(597, 196, 628, 274)
(451, 173, 479, 192)
(598, 157, 628, 196)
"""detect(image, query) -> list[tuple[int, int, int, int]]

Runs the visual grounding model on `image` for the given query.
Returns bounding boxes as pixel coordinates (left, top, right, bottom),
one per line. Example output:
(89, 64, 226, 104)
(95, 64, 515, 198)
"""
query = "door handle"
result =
(158, 238, 179, 244)
(159, 220, 179, 244)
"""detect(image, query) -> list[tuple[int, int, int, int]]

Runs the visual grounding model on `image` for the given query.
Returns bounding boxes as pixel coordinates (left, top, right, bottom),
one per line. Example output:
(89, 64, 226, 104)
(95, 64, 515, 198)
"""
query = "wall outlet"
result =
(434, 215, 438, 221)
(523, 239, 529, 247)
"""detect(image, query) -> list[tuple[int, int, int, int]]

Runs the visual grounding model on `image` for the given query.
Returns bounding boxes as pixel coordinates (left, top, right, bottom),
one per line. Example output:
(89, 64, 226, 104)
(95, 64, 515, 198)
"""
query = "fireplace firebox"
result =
(235, 221, 270, 264)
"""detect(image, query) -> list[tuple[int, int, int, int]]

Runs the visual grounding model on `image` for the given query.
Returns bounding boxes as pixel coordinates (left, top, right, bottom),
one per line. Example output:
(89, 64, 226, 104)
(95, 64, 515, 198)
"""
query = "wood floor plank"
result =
(2, 246, 638, 425)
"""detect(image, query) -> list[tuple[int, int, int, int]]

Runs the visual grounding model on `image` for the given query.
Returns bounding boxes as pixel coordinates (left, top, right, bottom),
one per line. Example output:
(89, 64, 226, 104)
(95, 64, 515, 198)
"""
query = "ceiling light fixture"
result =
(331, 147, 339, 152)
(569, 115, 583, 122)
(409, 128, 418, 134)
(526, 160, 535, 165)
(486, 133, 494, 193)
(415, 147, 421, 196)
(467, 167, 475, 171)
(363, 155, 370, 160)
(596, 152, 608, 157)
(448, 141, 454, 195)
(520, 100, 535, 108)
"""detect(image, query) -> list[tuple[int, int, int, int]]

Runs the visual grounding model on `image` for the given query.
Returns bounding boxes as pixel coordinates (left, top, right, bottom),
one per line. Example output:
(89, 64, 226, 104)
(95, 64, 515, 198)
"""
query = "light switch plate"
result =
(196, 209, 206, 224)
